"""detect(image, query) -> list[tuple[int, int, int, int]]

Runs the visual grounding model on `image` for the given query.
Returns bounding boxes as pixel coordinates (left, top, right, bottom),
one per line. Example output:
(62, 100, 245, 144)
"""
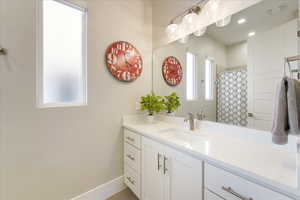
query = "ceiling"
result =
(205, 0, 298, 46)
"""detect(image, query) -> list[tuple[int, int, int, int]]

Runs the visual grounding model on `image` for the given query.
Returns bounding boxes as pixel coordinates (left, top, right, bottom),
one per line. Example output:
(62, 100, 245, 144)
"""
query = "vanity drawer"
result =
(205, 164, 292, 200)
(124, 129, 141, 149)
(124, 142, 140, 172)
(205, 189, 224, 200)
(124, 164, 140, 198)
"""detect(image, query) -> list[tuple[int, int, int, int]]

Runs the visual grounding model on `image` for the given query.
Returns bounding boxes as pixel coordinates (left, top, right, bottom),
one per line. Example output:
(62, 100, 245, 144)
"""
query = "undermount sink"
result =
(158, 128, 207, 142)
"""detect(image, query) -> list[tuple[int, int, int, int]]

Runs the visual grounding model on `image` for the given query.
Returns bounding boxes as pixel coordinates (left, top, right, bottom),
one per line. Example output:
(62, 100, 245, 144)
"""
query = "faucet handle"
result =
(196, 111, 206, 120)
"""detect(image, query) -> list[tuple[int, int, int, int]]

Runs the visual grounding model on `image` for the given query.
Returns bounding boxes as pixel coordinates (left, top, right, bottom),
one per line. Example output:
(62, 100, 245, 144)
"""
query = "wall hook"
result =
(0, 47, 7, 55)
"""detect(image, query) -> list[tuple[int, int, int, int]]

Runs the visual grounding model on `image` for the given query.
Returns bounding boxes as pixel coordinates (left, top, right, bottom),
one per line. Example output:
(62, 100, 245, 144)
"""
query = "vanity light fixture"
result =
(216, 15, 232, 27)
(193, 27, 207, 37)
(248, 31, 256, 37)
(178, 35, 190, 44)
(208, 0, 219, 11)
(237, 18, 246, 24)
(165, 0, 209, 40)
(166, 21, 179, 39)
(182, 10, 199, 31)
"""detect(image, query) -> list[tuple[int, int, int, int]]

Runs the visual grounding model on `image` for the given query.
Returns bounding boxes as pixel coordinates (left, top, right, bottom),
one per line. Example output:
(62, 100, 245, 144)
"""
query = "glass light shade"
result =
(216, 15, 232, 27)
(206, 0, 220, 14)
(165, 23, 178, 39)
(182, 12, 198, 30)
(178, 35, 189, 44)
(193, 27, 207, 37)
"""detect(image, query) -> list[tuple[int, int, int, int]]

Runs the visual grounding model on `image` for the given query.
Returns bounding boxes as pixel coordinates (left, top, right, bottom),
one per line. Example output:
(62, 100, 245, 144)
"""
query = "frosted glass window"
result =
(186, 52, 197, 101)
(39, 0, 87, 107)
(205, 58, 214, 101)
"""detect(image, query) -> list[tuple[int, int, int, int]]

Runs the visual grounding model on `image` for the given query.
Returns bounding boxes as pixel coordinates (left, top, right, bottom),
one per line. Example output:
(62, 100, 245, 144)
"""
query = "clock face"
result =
(106, 41, 143, 82)
(162, 56, 183, 86)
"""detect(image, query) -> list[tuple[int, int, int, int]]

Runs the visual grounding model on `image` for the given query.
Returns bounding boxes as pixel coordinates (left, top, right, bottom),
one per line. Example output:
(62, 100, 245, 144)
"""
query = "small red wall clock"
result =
(106, 41, 143, 82)
(162, 56, 183, 86)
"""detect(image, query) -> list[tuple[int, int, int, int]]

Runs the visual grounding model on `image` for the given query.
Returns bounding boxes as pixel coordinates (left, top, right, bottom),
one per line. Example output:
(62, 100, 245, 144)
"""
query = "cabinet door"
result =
(164, 147, 203, 200)
(142, 137, 165, 200)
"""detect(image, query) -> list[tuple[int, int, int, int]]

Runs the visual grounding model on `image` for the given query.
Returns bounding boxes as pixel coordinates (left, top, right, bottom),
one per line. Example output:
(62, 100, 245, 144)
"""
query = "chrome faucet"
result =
(187, 113, 195, 131)
(196, 110, 205, 121)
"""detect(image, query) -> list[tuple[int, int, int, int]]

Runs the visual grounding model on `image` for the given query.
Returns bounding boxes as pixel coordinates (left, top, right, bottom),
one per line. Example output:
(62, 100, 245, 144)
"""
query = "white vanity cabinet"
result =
(204, 190, 224, 200)
(123, 128, 203, 200)
(124, 129, 141, 198)
(164, 144, 203, 200)
(141, 137, 165, 200)
(141, 137, 203, 200)
(123, 128, 295, 200)
(205, 164, 293, 200)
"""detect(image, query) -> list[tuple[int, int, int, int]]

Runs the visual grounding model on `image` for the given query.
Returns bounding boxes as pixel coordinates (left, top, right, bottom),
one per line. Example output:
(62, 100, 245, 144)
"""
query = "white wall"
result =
(226, 42, 248, 68)
(153, 35, 227, 120)
(0, 0, 152, 200)
(247, 19, 298, 131)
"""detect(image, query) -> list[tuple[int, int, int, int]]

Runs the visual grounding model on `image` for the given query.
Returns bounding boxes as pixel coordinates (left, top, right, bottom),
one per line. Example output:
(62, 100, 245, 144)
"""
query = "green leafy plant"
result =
(164, 92, 181, 113)
(140, 92, 165, 116)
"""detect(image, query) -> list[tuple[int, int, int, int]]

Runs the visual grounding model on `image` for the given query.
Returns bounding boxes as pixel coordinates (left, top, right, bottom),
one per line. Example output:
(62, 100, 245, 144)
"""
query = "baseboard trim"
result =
(70, 176, 126, 200)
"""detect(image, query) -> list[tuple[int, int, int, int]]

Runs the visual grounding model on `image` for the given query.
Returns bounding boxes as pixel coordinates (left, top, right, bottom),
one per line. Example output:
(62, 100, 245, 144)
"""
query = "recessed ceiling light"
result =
(248, 31, 256, 37)
(237, 18, 246, 24)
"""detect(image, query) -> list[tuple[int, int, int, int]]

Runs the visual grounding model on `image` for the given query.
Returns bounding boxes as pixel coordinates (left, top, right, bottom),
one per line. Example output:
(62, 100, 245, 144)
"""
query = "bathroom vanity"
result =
(123, 115, 300, 200)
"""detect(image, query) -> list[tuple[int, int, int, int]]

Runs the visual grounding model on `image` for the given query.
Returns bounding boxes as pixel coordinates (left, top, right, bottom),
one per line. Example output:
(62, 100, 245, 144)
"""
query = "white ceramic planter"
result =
(167, 112, 175, 116)
(147, 115, 154, 123)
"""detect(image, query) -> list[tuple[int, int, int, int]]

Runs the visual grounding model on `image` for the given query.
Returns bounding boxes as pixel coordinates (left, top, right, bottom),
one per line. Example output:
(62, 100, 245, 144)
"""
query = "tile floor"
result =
(107, 188, 138, 200)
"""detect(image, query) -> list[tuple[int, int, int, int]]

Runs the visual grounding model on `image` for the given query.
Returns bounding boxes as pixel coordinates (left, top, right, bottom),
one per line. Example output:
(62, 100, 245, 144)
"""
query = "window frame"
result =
(36, 0, 88, 108)
(186, 52, 198, 101)
(204, 57, 215, 101)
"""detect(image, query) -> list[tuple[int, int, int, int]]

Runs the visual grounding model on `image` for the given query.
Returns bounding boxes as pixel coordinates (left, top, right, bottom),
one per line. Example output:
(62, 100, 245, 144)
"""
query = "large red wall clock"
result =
(162, 56, 183, 86)
(106, 41, 143, 82)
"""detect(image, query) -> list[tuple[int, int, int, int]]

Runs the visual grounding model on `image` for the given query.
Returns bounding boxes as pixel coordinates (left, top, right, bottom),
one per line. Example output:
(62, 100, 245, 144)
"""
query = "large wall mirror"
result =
(153, 0, 298, 132)
(153, 0, 300, 191)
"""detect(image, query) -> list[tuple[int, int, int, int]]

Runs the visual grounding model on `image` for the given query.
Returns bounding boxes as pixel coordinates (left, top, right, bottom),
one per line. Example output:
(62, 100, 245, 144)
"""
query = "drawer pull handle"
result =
(222, 186, 253, 200)
(163, 156, 168, 174)
(126, 177, 135, 185)
(126, 154, 135, 161)
(126, 137, 135, 142)
(157, 153, 162, 171)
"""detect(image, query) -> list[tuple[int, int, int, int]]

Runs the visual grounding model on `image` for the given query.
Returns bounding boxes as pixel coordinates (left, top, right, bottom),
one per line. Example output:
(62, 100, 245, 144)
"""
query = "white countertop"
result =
(123, 115, 300, 199)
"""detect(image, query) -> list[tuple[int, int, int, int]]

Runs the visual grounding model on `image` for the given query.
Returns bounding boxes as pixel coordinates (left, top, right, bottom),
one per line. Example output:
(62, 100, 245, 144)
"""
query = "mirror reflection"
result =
(153, 0, 299, 131)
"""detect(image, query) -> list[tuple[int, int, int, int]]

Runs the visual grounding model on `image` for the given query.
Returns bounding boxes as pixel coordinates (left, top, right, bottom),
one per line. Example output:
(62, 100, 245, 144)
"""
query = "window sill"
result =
(186, 99, 200, 102)
(37, 102, 88, 109)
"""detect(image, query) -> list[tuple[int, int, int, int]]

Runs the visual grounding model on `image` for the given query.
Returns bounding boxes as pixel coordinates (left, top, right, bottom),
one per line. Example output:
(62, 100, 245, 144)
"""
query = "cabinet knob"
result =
(163, 156, 168, 174)
(157, 153, 162, 171)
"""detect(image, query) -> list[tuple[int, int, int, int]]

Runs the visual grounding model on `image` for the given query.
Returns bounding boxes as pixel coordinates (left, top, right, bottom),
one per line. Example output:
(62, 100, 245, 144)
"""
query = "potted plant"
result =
(164, 92, 181, 115)
(140, 92, 165, 122)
